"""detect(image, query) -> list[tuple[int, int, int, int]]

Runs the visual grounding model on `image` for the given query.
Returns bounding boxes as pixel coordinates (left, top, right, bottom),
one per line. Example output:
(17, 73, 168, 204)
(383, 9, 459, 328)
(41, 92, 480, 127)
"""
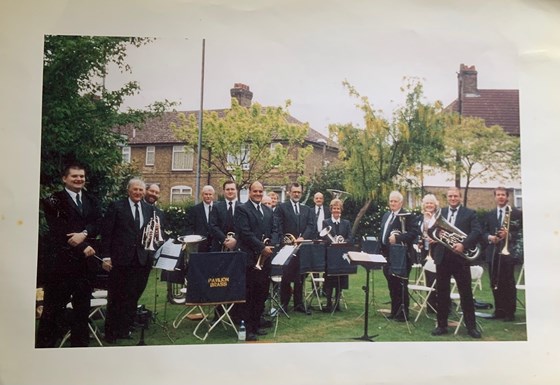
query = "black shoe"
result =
(255, 328, 268, 336)
(246, 333, 258, 341)
(394, 316, 406, 322)
(294, 305, 310, 314)
(322, 305, 333, 313)
(503, 315, 515, 322)
(117, 331, 133, 340)
(259, 318, 273, 328)
(431, 326, 448, 336)
(467, 328, 482, 338)
(492, 312, 505, 319)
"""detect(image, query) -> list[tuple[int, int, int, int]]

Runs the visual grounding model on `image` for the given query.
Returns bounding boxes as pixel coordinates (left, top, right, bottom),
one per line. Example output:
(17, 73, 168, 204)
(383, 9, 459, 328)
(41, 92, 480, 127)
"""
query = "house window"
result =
(514, 188, 522, 209)
(145, 146, 155, 166)
(122, 146, 131, 163)
(227, 144, 250, 171)
(170, 185, 193, 203)
(172, 145, 194, 171)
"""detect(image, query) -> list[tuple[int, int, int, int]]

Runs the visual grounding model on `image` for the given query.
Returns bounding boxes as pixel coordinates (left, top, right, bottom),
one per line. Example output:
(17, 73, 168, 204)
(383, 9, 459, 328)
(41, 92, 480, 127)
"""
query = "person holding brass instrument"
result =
(275, 182, 316, 313)
(430, 187, 482, 338)
(236, 181, 278, 341)
(416, 194, 440, 313)
(186, 185, 215, 253)
(36, 163, 102, 348)
(101, 178, 155, 343)
(379, 191, 418, 322)
(320, 198, 352, 312)
(210, 180, 240, 252)
(482, 187, 523, 322)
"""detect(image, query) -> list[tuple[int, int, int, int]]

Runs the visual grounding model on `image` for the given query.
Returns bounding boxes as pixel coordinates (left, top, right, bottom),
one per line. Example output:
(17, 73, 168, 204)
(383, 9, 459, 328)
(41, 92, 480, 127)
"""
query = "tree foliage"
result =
(442, 114, 521, 206)
(41, 35, 171, 204)
(171, 98, 313, 193)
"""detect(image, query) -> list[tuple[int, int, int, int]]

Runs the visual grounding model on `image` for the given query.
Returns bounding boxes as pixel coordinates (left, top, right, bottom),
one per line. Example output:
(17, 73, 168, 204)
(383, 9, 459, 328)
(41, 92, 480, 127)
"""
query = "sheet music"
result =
(347, 251, 386, 264)
(272, 245, 296, 265)
(153, 239, 182, 271)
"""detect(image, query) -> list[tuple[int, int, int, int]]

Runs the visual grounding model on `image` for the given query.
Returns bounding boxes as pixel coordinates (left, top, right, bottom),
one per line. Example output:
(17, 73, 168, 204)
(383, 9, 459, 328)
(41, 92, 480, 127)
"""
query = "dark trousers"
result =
(36, 258, 92, 348)
(240, 264, 270, 333)
(105, 263, 151, 338)
(489, 254, 517, 318)
(382, 265, 410, 317)
(436, 255, 476, 329)
(280, 255, 304, 309)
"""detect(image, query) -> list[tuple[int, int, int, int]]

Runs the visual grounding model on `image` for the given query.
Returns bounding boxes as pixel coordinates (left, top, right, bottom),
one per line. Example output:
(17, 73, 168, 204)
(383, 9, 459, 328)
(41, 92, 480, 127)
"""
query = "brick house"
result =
(116, 83, 338, 204)
(421, 64, 522, 210)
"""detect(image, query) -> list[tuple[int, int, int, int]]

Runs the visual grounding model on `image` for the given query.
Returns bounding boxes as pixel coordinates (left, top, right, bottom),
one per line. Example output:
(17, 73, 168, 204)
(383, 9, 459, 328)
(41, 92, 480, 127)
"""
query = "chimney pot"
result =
(231, 83, 253, 107)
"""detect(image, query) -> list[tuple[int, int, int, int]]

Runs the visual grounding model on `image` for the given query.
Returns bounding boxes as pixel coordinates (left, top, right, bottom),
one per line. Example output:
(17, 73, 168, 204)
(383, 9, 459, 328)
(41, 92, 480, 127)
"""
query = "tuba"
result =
(319, 226, 345, 244)
(427, 209, 480, 261)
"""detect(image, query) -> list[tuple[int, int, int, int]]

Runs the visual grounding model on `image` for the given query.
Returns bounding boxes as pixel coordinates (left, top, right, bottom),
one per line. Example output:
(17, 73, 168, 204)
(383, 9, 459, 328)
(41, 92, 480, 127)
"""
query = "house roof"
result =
(447, 89, 520, 136)
(115, 109, 338, 149)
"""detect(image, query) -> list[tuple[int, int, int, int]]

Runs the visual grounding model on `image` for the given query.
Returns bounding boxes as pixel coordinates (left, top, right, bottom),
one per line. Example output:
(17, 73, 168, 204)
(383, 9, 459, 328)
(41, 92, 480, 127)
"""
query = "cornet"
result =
(222, 232, 236, 252)
(142, 212, 164, 251)
(254, 238, 271, 270)
(319, 226, 345, 244)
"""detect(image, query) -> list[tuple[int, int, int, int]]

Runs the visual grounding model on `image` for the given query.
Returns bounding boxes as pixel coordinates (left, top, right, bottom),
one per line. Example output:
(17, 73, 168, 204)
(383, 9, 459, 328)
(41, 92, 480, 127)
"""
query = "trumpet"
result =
(428, 209, 480, 261)
(142, 212, 164, 251)
(222, 232, 236, 252)
(500, 205, 511, 255)
(254, 238, 271, 270)
(319, 226, 345, 244)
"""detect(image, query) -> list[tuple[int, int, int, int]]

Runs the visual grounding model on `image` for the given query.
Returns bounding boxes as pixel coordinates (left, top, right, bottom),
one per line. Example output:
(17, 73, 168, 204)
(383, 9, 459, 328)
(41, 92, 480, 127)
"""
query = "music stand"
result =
(299, 243, 327, 311)
(325, 243, 358, 314)
(175, 251, 246, 341)
(347, 251, 386, 341)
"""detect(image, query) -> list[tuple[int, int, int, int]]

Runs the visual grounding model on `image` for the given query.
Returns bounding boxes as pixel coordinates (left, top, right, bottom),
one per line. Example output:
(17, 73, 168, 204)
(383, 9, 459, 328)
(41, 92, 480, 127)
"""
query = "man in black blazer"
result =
(210, 180, 240, 252)
(431, 187, 482, 338)
(275, 182, 316, 313)
(36, 164, 102, 348)
(235, 181, 278, 340)
(482, 187, 523, 321)
(313, 191, 331, 236)
(379, 191, 418, 322)
(186, 185, 215, 252)
(101, 178, 155, 343)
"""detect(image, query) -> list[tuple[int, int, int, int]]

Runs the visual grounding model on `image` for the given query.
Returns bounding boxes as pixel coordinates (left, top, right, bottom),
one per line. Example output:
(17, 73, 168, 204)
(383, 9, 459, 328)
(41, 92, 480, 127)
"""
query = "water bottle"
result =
(238, 320, 246, 341)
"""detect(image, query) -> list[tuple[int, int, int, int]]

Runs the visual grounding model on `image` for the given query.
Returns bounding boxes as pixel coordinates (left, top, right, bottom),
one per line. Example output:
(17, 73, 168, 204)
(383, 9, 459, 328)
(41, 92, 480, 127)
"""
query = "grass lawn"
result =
(75, 263, 526, 347)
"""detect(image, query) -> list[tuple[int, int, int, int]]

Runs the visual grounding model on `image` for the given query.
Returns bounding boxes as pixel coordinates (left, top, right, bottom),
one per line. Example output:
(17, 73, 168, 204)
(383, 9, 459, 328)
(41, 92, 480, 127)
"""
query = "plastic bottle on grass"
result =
(238, 320, 246, 341)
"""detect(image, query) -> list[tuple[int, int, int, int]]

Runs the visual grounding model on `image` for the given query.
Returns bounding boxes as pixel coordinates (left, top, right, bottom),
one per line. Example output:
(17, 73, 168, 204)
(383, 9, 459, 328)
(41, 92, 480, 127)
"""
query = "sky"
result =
(104, 4, 519, 137)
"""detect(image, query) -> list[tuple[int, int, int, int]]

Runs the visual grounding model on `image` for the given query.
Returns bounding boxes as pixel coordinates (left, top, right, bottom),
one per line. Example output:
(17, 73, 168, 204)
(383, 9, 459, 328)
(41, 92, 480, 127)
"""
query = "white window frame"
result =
(145, 146, 155, 166)
(170, 185, 193, 204)
(172, 145, 194, 171)
(122, 146, 131, 163)
(227, 143, 250, 171)
(514, 188, 522, 209)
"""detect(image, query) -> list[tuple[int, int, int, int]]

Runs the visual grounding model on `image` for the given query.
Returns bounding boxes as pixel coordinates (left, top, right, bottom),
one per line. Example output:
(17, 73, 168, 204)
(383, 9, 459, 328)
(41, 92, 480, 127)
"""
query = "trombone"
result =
(142, 211, 164, 251)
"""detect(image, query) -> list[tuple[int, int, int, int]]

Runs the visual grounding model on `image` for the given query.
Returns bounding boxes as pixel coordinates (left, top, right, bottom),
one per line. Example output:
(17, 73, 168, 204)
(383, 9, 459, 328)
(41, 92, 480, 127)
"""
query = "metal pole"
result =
(195, 38, 205, 204)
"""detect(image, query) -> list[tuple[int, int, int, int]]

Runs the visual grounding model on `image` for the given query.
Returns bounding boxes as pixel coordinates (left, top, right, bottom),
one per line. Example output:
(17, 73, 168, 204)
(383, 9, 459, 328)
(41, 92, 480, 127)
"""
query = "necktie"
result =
(449, 208, 457, 225)
(497, 208, 503, 226)
(134, 203, 141, 229)
(226, 201, 234, 231)
(256, 203, 263, 219)
(76, 193, 83, 214)
(294, 203, 299, 215)
(316, 206, 322, 232)
(208, 205, 212, 223)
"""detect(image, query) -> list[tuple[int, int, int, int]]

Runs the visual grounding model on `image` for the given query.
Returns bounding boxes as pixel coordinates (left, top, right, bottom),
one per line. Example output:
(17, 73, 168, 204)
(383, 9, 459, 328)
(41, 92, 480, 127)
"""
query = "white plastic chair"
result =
(408, 258, 437, 322)
(59, 298, 107, 347)
(516, 264, 525, 309)
(450, 265, 484, 335)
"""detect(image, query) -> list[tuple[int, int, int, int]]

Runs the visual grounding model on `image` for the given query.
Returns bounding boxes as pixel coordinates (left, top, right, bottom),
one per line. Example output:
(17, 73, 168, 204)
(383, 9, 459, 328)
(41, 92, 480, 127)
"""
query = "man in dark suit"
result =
(431, 187, 482, 338)
(210, 180, 240, 252)
(186, 185, 215, 252)
(275, 182, 316, 313)
(482, 187, 523, 322)
(101, 178, 155, 343)
(320, 198, 352, 312)
(379, 191, 418, 322)
(36, 164, 102, 348)
(313, 191, 331, 236)
(235, 181, 278, 341)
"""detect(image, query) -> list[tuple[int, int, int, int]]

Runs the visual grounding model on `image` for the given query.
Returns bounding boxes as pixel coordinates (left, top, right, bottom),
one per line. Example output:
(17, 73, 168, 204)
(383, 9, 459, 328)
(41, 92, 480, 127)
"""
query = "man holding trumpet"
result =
(236, 181, 278, 341)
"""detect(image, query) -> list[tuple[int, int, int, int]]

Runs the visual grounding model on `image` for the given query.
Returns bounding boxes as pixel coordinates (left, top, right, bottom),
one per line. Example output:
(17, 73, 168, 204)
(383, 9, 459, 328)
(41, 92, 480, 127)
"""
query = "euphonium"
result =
(254, 238, 271, 270)
(500, 205, 511, 255)
(319, 226, 345, 244)
(427, 209, 480, 261)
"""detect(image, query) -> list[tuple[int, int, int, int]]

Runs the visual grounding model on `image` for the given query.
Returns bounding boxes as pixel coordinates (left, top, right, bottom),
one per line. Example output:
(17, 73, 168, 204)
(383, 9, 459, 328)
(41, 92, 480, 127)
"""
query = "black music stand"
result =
(347, 251, 386, 341)
(388, 244, 412, 333)
(176, 251, 246, 341)
(299, 243, 327, 311)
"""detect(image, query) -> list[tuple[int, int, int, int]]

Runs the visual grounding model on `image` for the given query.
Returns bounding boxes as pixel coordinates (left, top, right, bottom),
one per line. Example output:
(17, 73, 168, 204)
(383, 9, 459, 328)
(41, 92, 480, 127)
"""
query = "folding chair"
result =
(59, 298, 107, 347)
(516, 263, 525, 309)
(408, 258, 437, 322)
(298, 243, 326, 311)
(450, 265, 484, 335)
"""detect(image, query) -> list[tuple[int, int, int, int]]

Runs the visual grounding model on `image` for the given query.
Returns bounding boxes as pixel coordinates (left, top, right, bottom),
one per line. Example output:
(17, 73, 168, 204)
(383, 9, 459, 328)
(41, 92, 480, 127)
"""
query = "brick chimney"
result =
(230, 83, 253, 107)
(458, 64, 479, 97)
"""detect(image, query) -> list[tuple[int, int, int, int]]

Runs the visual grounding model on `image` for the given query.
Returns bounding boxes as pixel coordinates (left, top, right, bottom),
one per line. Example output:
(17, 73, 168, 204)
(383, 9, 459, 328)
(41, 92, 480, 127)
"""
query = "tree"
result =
(171, 98, 313, 194)
(329, 80, 445, 235)
(41, 35, 171, 204)
(442, 114, 521, 207)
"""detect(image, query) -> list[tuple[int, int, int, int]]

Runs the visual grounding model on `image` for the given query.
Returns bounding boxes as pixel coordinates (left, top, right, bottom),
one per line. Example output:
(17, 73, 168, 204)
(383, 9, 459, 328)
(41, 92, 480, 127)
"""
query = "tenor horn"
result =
(319, 226, 345, 244)
(254, 238, 271, 270)
(427, 209, 480, 261)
